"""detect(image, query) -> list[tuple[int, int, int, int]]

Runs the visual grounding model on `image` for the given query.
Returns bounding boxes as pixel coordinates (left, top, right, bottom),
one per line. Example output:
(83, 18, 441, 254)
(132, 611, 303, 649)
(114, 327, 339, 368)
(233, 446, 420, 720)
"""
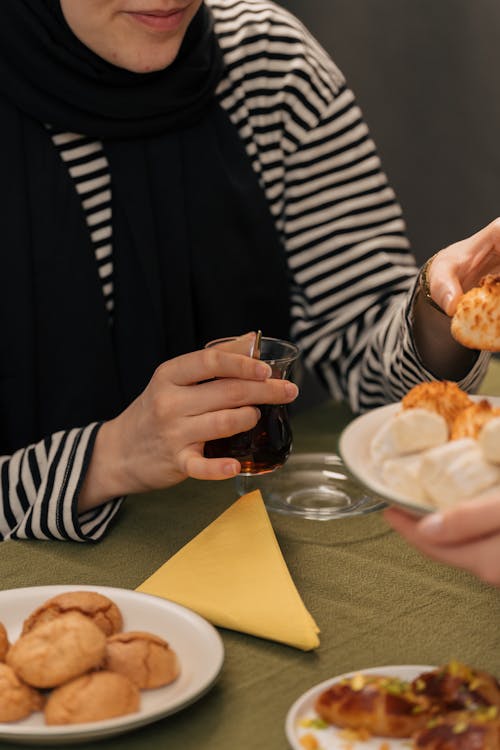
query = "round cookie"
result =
(0, 663, 43, 722)
(401, 380, 472, 432)
(451, 274, 500, 351)
(451, 399, 500, 440)
(104, 631, 180, 689)
(22, 590, 123, 636)
(7, 612, 106, 688)
(45, 671, 140, 725)
(0, 622, 9, 662)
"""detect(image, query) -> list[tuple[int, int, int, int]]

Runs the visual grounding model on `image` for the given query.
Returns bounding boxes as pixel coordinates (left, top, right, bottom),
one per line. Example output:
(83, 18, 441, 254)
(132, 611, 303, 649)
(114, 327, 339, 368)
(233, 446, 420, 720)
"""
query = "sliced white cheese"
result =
(478, 416, 500, 465)
(381, 454, 428, 503)
(421, 438, 500, 509)
(370, 408, 448, 464)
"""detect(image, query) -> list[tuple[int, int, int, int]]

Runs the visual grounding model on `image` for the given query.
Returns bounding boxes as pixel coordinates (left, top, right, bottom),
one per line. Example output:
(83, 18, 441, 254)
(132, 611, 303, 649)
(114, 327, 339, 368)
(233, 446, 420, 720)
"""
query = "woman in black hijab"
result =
(0, 0, 497, 546)
(0, 0, 298, 540)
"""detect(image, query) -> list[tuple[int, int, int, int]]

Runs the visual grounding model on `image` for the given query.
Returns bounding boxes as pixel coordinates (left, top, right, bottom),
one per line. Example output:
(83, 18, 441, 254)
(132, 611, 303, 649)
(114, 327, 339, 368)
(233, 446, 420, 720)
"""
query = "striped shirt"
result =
(47, 128, 115, 317)
(0, 0, 489, 541)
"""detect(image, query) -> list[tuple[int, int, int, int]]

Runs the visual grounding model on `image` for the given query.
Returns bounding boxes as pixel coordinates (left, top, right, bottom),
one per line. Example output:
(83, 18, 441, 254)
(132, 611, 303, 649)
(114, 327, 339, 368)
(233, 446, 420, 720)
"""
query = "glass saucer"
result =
(234, 452, 386, 520)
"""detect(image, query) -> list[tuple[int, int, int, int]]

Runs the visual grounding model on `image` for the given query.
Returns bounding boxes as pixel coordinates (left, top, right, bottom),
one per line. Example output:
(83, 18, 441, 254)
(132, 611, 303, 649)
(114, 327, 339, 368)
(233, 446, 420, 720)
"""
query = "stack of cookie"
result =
(0, 590, 180, 725)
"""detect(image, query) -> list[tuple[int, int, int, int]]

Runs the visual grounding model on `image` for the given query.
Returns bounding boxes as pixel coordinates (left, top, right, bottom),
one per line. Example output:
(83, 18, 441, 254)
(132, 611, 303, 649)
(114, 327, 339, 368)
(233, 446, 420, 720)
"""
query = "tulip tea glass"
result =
(203, 336, 299, 491)
(204, 335, 386, 518)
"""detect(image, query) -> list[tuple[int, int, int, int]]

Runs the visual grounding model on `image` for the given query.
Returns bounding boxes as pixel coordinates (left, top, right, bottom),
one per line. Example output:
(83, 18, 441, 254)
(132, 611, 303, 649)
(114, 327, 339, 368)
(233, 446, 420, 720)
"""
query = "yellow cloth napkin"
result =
(137, 490, 320, 651)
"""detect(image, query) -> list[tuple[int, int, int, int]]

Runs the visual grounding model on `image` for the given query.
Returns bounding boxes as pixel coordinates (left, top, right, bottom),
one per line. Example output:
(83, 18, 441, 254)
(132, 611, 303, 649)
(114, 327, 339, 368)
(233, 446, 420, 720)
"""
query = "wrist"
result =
(419, 255, 448, 316)
(77, 418, 132, 512)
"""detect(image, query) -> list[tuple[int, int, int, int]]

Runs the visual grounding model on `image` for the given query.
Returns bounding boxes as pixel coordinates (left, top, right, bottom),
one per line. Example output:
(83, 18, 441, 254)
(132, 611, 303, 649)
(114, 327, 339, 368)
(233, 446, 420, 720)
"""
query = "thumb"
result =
(417, 494, 500, 544)
(438, 281, 462, 317)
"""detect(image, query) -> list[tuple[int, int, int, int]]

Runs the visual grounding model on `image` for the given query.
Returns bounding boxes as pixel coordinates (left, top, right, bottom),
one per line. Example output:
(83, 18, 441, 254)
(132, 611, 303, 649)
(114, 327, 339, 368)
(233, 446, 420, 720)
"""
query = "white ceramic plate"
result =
(0, 585, 224, 745)
(286, 664, 435, 750)
(339, 395, 500, 515)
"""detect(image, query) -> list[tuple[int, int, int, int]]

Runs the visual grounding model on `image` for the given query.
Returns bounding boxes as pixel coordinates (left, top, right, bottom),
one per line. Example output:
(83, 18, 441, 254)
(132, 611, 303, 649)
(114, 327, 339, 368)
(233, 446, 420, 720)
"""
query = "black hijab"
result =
(0, 0, 291, 453)
(0, 0, 223, 137)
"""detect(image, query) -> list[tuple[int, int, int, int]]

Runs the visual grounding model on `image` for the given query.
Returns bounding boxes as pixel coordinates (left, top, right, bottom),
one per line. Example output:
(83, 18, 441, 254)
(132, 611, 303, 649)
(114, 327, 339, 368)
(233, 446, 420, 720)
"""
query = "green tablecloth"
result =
(1, 396, 500, 749)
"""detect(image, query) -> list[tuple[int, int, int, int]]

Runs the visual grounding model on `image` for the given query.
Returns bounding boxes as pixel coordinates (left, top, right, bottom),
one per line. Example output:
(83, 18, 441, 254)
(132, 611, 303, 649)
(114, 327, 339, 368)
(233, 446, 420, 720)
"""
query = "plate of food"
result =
(286, 662, 500, 749)
(0, 585, 224, 744)
(339, 381, 500, 515)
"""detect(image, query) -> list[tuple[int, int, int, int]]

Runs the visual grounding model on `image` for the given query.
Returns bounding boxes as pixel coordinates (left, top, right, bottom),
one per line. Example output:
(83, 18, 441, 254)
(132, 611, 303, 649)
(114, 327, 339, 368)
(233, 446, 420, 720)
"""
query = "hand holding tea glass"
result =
(203, 334, 300, 494)
(202, 333, 385, 519)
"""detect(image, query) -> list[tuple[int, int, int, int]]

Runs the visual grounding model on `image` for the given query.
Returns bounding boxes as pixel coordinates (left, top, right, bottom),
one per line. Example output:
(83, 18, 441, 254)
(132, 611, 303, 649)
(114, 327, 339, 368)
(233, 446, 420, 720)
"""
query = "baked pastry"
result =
(315, 673, 432, 738)
(412, 709, 500, 749)
(104, 631, 180, 689)
(420, 439, 500, 509)
(0, 663, 43, 722)
(412, 662, 500, 713)
(7, 612, 106, 688)
(44, 670, 140, 725)
(451, 400, 500, 440)
(401, 381, 472, 432)
(451, 274, 500, 352)
(0, 622, 9, 662)
(22, 590, 123, 637)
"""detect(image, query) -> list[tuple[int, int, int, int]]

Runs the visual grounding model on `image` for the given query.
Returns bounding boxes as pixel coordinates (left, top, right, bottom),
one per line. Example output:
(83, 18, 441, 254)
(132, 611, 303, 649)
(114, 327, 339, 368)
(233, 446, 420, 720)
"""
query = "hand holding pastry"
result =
(422, 218, 500, 318)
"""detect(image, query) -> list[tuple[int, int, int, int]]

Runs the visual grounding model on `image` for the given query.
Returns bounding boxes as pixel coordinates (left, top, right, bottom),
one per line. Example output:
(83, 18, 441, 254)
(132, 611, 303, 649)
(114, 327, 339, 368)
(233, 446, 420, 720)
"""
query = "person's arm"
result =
(2, 342, 298, 539)
(411, 290, 478, 381)
(225, 7, 488, 410)
(411, 219, 500, 377)
(1, 424, 122, 542)
(384, 498, 500, 587)
(78, 345, 297, 513)
(278, 84, 490, 408)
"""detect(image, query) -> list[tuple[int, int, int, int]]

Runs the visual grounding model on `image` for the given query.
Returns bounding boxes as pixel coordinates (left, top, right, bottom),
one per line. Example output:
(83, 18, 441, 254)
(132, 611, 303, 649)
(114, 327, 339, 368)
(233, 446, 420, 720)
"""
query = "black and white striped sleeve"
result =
(211, 0, 489, 411)
(281, 87, 490, 410)
(0, 424, 122, 542)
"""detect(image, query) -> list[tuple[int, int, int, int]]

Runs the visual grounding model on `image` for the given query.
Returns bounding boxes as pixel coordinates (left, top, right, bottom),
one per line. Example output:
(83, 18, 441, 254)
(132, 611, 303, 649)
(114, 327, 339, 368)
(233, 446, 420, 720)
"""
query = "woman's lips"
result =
(126, 8, 187, 32)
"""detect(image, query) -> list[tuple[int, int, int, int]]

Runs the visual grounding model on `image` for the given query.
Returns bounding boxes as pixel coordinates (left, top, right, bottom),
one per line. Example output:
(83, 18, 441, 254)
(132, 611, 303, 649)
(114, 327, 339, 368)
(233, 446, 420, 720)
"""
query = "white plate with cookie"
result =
(339, 393, 500, 516)
(0, 584, 224, 744)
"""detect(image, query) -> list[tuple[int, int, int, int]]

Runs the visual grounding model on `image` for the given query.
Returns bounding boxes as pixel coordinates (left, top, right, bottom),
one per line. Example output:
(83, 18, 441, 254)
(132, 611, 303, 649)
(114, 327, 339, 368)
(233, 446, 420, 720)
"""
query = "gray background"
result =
(280, 0, 500, 264)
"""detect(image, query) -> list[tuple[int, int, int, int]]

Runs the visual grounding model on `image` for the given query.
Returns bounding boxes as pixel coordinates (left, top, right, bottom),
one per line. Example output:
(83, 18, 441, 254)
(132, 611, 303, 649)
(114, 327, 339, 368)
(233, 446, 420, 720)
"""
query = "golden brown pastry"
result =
(412, 709, 500, 749)
(451, 274, 500, 352)
(450, 400, 500, 440)
(44, 670, 140, 725)
(412, 662, 500, 713)
(401, 381, 472, 432)
(22, 590, 123, 637)
(7, 612, 106, 688)
(0, 622, 9, 662)
(314, 673, 432, 738)
(0, 663, 43, 722)
(104, 631, 180, 689)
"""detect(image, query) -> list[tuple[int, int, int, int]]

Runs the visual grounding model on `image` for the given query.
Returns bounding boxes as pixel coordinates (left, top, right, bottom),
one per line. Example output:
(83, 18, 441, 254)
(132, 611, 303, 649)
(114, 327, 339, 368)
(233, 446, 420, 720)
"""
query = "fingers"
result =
(182, 406, 261, 444)
(384, 504, 500, 586)
(385, 496, 500, 545)
(183, 376, 298, 417)
(181, 447, 241, 480)
(206, 332, 256, 355)
(430, 217, 500, 314)
(158, 347, 272, 386)
(429, 250, 468, 316)
(416, 495, 500, 544)
(383, 507, 425, 539)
